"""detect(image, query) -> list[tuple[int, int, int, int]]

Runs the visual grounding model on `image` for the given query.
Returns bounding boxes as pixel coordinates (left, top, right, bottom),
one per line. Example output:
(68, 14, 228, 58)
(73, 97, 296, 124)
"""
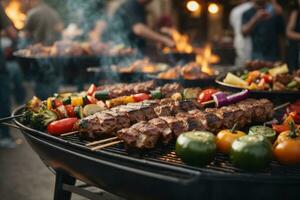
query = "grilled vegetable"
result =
(176, 131, 216, 167)
(216, 124, 246, 154)
(183, 88, 200, 99)
(87, 84, 96, 96)
(249, 125, 276, 143)
(47, 118, 78, 135)
(74, 106, 84, 119)
(150, 90, 162, 99)
(106, 96, 135, 108)
(212, 92, 228, 107)
(23, 108, 58, 130)
(87, 95, 97, 104)
(272, 124, 290, 134)
(65, 105, 75, 117)
(71, 96, 84, 107)
(94, 90, 110, 101)
(273, 122, 300, 165)
(230, 135, 272, 170)
(227, 90, 249, 104)
(47, 98, 62, 109)
(132, 93, 150, 102)
(171, 92, 182, 101)
(62, 97, 71, 105)
(223, 73, 248, 88)
(55, 105, 68, 119)
(83, 104, 106, 117)
(268, 64, 289, 77)
(198, 89, 219, 104)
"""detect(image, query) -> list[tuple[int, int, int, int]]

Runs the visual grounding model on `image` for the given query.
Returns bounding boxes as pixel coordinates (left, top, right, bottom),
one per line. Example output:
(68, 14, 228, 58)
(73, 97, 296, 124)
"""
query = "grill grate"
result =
(61, 134, 300, 178)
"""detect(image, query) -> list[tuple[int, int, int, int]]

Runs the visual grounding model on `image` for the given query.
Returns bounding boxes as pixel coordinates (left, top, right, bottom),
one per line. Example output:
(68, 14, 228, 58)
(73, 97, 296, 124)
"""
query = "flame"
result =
(163, 29, 193, 54)
(195, 45, 220, 75)
(5, 0, 26, 30)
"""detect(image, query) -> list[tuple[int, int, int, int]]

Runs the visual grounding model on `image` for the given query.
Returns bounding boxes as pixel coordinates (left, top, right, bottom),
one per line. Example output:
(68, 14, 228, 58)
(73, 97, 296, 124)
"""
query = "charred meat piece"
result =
(120, 121, 161, 149)
(176, 112, 205, 131)
(235, 99, 256, 124)
(154, 105, 172, 116)
(117, 128, 140, 147)
(149, 118, 173, 144)
(79, 112, 117, 135)
(161, 83, 183, 97)
(195, 109, 222, 133)
(178, 100, 199, 111)
(160, 116, 189, 138)
(141, 106, 157, 120)
(103, 110, 131, 131)
(258, 99, 274, 120)
(215, 106, 244, 129)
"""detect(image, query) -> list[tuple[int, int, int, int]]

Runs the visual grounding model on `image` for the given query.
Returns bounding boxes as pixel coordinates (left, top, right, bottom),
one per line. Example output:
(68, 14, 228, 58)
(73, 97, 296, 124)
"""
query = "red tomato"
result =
(87, 84, 96, 96)
(197, 89, 219, 103)
(262, 74, 272, 83)
(54, 99, 63, 108)
(132, 93, 150, 102)
(47, 118, 78, 135)
(272, 124, 290, 134)
(65, 105, 75, 117)
(287, 105, 300, 114)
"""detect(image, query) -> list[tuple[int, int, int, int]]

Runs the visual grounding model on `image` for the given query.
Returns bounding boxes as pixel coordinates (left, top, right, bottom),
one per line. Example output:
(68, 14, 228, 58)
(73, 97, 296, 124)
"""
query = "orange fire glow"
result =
(5, 0, 26, 30)
(163, 29, 219, 76)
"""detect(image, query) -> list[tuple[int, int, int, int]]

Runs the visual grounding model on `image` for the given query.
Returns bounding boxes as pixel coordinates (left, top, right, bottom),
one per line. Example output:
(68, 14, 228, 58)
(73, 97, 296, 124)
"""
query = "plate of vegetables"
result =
(216, 64, 300, 98)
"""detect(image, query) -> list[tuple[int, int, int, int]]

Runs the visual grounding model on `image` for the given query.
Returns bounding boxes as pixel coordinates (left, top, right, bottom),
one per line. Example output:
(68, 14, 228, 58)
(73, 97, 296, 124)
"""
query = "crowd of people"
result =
(230, 0, 300, 70)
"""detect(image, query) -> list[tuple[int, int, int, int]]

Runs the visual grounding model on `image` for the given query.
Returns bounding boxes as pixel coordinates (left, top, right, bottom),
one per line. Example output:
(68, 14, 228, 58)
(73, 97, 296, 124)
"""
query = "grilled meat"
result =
(161, 83, 183, 97)
(148, 118, 173, 144)
(78, 99, 197, 138)
(117, 98, 274, 149)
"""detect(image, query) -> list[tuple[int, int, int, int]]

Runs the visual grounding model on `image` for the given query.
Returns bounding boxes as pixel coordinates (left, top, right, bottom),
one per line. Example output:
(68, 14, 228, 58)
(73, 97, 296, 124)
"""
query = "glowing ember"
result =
(5, 0, 26, 30)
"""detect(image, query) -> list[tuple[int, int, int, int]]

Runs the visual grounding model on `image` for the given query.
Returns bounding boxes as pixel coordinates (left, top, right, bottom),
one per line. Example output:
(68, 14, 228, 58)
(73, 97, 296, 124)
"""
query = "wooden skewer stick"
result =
(0, 114, 24, 123)
(201, 100, 215, 106)
(60, 131, 79, 137)
(274, 102, 290, 111)
(91, 140, 123, 151)
(86, 136, 118, 147)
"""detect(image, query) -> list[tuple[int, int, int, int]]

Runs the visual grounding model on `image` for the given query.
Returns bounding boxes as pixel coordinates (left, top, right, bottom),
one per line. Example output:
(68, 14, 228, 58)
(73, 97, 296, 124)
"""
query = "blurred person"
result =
(0, 4, 18, 148)
(242, 0, 284, 61)
(23, 0, 63, 45)
(286, 0, 300, 70)
(230, 0, 253, 67)
(105, 0, 175, 53)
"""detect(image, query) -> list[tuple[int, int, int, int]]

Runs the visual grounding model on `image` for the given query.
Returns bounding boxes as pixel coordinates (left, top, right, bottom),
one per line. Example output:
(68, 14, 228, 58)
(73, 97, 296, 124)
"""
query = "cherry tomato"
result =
(65, 105, 76, 117)
(47, 118, 78, 135)
(262, 74, 272, 83)
(87, 95, 97, 104)
(197, 89, 219, 104)
(216, 128, 246, 154)
(87, 84, 96, 96)
(132, 93, 150, 102)
(273, 127, 300, 165)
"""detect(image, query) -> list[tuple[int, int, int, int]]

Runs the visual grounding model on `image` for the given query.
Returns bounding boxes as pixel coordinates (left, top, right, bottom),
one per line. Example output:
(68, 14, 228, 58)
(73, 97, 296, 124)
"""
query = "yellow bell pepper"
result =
(71, 96, 84, 107)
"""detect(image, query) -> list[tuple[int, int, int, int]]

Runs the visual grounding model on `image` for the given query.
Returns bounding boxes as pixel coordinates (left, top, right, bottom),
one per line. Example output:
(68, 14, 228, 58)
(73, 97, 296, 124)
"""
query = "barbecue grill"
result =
(11, 105, 300, 200)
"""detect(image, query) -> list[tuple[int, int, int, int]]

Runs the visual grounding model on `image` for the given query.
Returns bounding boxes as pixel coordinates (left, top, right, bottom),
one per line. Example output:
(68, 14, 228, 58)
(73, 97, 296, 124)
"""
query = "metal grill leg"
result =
(54, 170, 76, 200)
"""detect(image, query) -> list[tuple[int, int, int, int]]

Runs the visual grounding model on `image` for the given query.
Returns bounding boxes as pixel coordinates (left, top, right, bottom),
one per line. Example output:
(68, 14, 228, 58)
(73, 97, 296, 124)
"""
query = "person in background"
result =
(230, 0, 253, 67)
(105, 0, 175, 53)
(286, 0, 300, 70)
(23, 0, 63, 45)
(0, 4, 18, 148)
(242, 0, 284, 61)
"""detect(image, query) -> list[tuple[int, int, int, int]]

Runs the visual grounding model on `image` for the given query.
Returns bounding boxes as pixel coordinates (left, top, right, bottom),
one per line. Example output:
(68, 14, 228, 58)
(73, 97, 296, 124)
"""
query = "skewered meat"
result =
(161, 83, 183, 97)
(118, 98, 274, 149)
(78, 99, 197, 138)
(148, 118, 173, 144)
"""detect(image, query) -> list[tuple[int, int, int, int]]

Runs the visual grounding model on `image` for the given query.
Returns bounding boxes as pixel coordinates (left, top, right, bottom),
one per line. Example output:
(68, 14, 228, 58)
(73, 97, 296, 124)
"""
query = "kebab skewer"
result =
(90, 98, 274, 150)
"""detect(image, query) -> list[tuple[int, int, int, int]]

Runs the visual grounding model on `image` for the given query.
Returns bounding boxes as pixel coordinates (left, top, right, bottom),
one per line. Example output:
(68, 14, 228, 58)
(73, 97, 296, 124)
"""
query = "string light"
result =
(186, 1, 200, 12)
(208, 3, 220, 15)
